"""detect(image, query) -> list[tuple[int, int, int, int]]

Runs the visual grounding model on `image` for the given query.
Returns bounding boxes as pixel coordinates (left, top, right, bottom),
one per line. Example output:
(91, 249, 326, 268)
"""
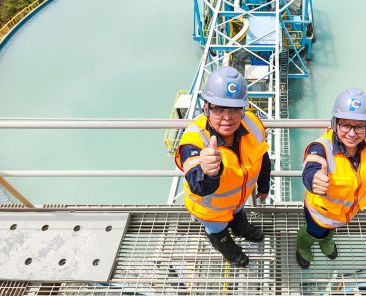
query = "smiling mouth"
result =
(346, 138, 358, 143)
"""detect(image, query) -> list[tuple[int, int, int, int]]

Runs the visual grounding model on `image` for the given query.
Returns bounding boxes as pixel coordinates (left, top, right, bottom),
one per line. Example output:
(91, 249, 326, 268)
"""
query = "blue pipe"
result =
(193, 0, 205, 45)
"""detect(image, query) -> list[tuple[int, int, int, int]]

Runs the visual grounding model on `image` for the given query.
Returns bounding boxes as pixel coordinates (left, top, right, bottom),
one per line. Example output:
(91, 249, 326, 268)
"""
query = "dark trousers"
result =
(304, 206, 330, 239)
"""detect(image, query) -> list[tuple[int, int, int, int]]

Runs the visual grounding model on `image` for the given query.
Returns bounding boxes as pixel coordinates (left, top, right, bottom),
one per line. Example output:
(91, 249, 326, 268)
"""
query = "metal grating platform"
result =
(1, 204, 366, 295)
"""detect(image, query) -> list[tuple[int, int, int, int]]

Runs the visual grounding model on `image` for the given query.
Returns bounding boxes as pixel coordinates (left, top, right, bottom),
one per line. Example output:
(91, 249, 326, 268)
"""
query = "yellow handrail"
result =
(283, 30, 303, 49)
(0, 0, 45, 41)
(0, 177, 34, 207)
(164, 90, 189, 155)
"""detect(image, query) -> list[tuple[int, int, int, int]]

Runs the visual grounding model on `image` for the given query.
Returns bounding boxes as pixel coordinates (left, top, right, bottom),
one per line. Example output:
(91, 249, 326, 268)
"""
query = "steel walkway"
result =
(1, 204, 366, 295)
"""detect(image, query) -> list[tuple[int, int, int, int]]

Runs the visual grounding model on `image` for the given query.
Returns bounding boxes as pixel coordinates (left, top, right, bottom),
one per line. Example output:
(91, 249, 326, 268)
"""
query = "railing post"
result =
(251, 190, 257, 207)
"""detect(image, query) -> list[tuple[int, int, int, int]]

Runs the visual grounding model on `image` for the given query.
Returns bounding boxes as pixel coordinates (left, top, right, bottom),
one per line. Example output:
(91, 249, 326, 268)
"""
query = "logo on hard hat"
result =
(226, 82, 238, 97)
(349, 98, 362, 111)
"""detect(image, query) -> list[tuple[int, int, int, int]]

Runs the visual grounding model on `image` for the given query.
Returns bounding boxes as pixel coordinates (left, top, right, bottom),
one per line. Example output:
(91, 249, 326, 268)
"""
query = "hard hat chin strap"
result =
(205, 103, 220, 136)
(331, 117, 337, 132)
(204, 103, 210, 117)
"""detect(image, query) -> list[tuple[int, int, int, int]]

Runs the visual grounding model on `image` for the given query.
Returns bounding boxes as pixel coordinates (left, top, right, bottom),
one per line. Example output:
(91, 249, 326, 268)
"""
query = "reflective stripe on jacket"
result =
(175, 112, 269, 223)
(304, 130, 366, 228)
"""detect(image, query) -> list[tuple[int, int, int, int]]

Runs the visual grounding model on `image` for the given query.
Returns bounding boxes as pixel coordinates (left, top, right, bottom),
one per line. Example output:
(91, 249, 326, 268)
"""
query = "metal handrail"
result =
(0, 118, 330, 129)
(0, 170, 301, 177)
(0, 119, 324, 207)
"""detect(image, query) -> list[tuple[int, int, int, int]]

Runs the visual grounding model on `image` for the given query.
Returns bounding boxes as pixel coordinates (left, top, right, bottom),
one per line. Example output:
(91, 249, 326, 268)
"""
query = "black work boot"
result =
(206, 227, 249, 267)
(229, 210, 264, 242)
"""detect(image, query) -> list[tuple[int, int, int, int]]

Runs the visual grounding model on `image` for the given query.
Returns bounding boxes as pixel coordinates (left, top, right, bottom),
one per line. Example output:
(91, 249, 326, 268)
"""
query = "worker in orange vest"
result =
(175, 66, 271, 267)
(297, 88, 366, 269)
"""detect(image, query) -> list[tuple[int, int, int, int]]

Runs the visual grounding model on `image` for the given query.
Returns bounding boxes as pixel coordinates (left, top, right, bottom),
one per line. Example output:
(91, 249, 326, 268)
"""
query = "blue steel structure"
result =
(168, 0, 315, 204)
(193, 0, 314, 78)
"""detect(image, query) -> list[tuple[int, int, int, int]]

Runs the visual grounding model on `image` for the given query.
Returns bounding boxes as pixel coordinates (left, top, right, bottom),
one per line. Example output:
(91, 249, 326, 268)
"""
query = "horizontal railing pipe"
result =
(0, 170, 302, 177)
(0, 119, 330, 129)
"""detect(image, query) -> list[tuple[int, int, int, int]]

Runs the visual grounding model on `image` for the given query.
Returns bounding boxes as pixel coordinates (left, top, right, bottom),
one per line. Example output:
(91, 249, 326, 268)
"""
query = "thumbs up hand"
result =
(200, 135, 222, 177)
(312, 160, 329, 195)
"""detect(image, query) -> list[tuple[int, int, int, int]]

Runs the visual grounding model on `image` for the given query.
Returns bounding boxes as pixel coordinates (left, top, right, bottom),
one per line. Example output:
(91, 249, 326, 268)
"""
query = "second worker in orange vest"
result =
(296, 88, 366, 269)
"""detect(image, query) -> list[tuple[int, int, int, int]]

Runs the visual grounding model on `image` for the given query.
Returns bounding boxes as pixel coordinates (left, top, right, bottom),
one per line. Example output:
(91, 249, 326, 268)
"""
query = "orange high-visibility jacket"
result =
(175, 112, 269, 222)
(304, 130, 366, 228)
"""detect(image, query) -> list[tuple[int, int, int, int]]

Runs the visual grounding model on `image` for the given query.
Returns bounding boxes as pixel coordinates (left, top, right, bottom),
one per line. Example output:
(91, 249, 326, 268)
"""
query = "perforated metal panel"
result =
(0, 212, 129, 282)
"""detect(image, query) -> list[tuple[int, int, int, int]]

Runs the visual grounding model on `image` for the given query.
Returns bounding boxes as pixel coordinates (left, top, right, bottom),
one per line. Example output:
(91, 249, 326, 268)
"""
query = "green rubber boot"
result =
(296, 225, 319, 269)
(319, 230, 338, 260)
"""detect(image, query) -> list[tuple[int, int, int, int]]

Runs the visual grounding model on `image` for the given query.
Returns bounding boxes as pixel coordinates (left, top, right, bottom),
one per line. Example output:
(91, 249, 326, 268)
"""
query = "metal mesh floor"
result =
(1, 204, 366, 295)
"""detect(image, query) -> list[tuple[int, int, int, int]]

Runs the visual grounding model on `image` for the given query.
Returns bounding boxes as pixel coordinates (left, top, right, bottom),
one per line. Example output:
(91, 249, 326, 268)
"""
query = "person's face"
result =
(336, 118, 366, 151)
(204, 103, 243, 138)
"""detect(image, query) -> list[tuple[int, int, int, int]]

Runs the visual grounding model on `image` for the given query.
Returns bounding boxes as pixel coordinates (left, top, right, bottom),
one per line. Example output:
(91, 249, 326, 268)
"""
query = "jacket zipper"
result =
(238, 140, 248, 209)
(347, 157, 361, 222)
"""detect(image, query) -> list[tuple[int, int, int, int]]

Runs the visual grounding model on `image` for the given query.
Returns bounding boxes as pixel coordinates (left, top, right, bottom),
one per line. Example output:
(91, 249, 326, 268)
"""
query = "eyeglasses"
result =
(338, 122, 366, 135)
(209, 106, 243, 119)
